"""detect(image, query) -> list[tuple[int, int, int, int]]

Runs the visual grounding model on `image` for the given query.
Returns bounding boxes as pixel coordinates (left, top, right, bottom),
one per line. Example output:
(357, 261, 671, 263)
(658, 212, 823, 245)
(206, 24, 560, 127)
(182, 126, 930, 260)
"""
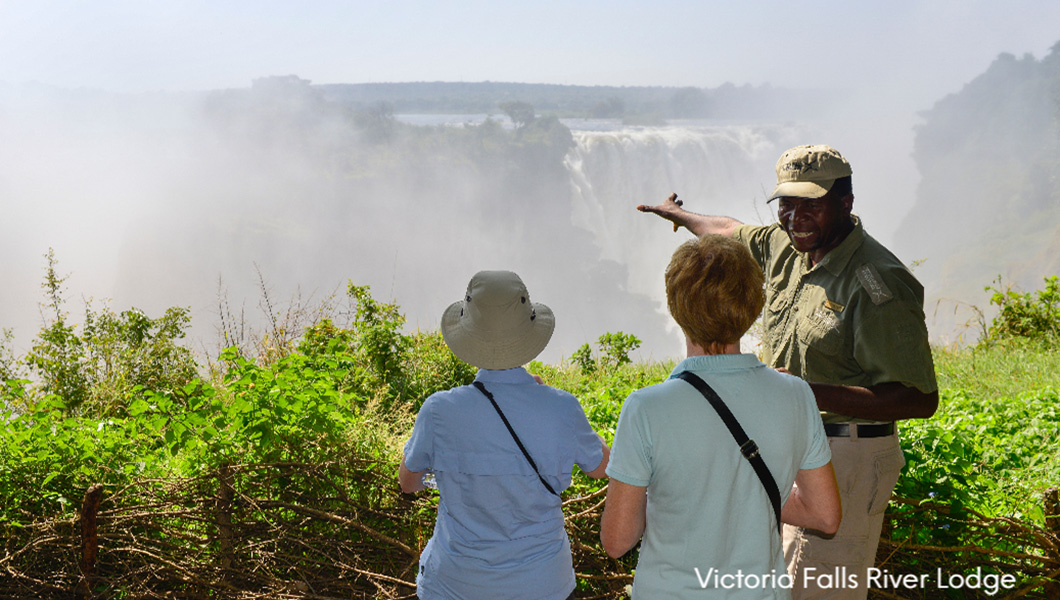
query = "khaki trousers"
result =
(784, 431, 905, 600)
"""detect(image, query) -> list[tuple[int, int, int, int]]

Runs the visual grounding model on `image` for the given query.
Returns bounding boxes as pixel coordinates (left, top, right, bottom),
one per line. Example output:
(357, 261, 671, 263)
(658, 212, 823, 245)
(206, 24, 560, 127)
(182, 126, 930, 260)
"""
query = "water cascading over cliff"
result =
(0, 85, 810, 364)
(560, 123, 804, 357)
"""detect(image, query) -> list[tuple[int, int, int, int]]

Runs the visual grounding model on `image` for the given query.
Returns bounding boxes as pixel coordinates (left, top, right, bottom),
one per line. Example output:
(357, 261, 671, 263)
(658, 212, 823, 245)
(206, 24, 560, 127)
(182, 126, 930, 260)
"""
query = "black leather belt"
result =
(824, 422, 895, 438)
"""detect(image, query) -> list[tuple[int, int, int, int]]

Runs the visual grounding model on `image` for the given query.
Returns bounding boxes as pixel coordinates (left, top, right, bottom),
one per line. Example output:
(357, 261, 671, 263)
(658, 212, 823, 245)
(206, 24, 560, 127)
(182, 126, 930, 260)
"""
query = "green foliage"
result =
(17, 250, 198, 416)
(0, 328, 19, 382)
(309, 284, 475, 411)
(0, 278, 475, 543)
(983, 275, 1060, 345)
(571, 343, 596, 374)
(349, 283, 411, 391)
(598, 331, 642, 367)
(25, 312, 88, 410)
(82, 306, 198, 412)
(934, 336, 1060, 400)
(403, 330, 477, 411)
(891, 344, 1060, 550)
(22, 249, 87, 408)
(570, 331, 642, 374)
(533, 357, 672, 446)
(214, 346, 361, 464)
(1, 397, 135, 523)
(5, 273, 1060, 595)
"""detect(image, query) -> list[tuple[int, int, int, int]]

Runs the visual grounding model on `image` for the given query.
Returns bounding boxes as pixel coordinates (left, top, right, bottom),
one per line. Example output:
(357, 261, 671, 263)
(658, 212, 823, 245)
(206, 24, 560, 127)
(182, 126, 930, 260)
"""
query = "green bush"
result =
(983, 274, 1060, 345)
(296, 284, 475, 411)
(17, 250, 198, 416)
(570, 331, 642, 374)
(4, 273, 1059, 596)
(890, 343, 1060, 558)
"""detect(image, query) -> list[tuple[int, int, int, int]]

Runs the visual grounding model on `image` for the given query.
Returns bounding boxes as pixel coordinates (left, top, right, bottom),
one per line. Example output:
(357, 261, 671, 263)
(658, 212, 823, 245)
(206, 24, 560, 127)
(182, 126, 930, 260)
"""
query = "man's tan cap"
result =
(767, 145, 852, 202)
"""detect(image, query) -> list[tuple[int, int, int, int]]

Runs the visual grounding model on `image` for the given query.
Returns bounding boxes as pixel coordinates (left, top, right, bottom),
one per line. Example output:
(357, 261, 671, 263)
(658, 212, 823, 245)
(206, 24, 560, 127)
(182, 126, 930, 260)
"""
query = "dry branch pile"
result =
(870, 493, 1060, 600)
(2, 460, 425, 599)
(3, 465, 1057, 599)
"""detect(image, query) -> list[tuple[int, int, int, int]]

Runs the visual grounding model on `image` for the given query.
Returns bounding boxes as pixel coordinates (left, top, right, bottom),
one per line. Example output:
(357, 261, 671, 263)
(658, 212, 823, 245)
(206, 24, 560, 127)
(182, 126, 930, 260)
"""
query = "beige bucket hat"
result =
(767, 144, 852, 202)
(440, 271, 555, 370)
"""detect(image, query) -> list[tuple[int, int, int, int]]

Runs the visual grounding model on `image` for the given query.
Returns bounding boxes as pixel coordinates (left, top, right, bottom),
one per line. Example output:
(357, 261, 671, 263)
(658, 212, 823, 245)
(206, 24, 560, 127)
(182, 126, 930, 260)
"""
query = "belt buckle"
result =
(740, 439, 760, 460)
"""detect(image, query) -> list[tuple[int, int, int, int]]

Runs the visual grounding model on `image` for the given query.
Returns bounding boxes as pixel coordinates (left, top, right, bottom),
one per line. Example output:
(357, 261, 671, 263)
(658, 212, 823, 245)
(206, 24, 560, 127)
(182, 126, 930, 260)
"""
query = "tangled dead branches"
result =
(870, 494, 1060, 599)
(3, 467, 1057, 599)
(1, 459, 425, 599)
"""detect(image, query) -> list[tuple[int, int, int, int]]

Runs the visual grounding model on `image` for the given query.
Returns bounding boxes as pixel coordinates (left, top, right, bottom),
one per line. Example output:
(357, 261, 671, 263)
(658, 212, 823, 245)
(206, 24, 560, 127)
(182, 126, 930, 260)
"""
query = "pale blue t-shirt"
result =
(607, 354, 830, 599)
(404, 367, 604, 600)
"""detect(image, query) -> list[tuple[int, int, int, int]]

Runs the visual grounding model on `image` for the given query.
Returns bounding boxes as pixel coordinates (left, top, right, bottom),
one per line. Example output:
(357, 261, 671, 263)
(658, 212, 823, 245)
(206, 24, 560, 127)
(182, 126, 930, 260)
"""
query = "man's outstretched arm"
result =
(637, 193, 744, 238)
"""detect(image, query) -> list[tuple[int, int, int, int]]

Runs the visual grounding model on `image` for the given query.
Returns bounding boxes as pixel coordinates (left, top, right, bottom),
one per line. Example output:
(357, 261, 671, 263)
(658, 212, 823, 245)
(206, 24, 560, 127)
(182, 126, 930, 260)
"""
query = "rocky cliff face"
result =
(897, 42, 1060, 342)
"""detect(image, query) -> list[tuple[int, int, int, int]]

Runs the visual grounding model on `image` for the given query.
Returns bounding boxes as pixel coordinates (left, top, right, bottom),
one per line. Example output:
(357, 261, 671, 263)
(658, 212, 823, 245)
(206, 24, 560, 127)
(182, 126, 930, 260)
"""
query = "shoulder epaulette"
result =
(856, 264, 893, 305)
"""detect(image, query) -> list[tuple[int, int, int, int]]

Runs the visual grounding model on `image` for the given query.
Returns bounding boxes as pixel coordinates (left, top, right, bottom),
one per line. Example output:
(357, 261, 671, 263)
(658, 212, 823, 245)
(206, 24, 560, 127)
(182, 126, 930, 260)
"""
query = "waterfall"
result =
(0, 89, 810, 365)
(562, 123, 804, 355)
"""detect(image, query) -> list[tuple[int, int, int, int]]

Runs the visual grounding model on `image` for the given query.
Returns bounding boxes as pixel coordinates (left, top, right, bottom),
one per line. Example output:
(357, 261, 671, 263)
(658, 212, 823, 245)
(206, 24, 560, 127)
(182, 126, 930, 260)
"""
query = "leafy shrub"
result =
(82, 307, 198, 410)
(295, 284, 474, 411)
(7, 272, 1060, 597)
(541, 357, 672, 447)
(892, 344, 1060, 557)
(18, 250, 198, 416)
(983, 274, 1060, 345)
(570, 331, 642, 374)
(213, 346, 362, 464)
(570, 343, 596, 374)
(347, 284, 410, 391)
(898, 385, 1060, 516)
(598, 331, 642, 367)
(403, 330, 476, 411)
(0, 329, 21, 383)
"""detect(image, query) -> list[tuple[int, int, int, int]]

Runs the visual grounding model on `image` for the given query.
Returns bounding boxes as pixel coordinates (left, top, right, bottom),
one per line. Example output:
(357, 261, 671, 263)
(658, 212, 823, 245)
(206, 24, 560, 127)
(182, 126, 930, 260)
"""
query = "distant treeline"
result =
(314, 79, 833, 121)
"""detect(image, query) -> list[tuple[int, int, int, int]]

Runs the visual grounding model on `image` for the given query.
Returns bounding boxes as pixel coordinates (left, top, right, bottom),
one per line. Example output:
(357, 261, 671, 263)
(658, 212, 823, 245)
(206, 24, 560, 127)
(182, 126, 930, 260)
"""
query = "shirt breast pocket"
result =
(796, 305, 844, 356)
(764, 285, 792, 329)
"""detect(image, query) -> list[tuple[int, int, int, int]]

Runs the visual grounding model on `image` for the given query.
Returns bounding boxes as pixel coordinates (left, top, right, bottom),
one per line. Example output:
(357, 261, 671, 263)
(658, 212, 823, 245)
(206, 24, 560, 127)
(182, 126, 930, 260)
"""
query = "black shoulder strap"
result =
(676, 371, 782, 535)
(473, 381, 559, 497)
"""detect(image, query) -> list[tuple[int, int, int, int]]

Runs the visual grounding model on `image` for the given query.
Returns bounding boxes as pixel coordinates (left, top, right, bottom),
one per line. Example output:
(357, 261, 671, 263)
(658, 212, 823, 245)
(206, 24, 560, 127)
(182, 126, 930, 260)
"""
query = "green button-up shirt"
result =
(734, 216, 937, 423)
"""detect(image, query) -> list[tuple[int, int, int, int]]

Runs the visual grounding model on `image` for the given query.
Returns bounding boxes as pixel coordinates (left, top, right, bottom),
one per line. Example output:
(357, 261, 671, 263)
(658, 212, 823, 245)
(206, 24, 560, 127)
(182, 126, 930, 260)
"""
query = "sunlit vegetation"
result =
(2, 259, 1059, 597)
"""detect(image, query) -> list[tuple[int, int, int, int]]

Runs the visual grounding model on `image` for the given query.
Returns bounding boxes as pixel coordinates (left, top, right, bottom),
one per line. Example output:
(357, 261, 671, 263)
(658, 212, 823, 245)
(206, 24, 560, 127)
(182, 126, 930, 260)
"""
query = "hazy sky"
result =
(3, 0, 1058, 112)
(3, 0, 1059, 360)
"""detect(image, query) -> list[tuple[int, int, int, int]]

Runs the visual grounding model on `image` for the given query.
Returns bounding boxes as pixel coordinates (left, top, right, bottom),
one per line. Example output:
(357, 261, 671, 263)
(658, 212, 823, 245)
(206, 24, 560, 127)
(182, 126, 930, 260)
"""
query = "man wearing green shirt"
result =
(638, 145, 938, 600)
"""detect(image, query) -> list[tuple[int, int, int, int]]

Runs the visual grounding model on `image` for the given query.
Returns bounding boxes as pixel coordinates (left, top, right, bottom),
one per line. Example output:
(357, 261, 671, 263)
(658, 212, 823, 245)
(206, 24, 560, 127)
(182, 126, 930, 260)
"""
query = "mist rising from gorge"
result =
(896, 43, 1060, 344)
(5, 54, 1055, 364)
(0, 79, 816, 363)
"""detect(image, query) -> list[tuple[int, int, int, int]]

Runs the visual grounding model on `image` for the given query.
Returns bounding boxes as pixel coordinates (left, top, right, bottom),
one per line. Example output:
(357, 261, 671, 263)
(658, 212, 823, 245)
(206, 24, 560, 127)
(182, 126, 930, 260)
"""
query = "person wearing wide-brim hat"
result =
(399, 270, 610, 600)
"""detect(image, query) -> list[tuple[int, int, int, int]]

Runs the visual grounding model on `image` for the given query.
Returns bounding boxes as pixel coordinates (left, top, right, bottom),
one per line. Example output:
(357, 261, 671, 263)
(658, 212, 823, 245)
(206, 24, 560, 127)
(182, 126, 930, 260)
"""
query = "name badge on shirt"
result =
(824, 299, 845, 312)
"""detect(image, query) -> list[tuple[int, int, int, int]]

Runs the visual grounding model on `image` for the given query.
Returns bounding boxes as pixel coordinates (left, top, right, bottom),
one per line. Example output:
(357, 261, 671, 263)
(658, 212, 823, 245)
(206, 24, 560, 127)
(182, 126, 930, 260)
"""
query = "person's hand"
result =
(636, 193, 685, 232)
(532, 374, 545, 385)
(775, 367, 793, 375)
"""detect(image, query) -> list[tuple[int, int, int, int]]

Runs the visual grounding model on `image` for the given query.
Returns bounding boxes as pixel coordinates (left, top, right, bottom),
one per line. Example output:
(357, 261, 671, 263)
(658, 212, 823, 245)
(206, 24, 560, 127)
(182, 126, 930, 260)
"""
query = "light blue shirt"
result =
(404, 367, 603, 600)
(607, 354, 830, 599)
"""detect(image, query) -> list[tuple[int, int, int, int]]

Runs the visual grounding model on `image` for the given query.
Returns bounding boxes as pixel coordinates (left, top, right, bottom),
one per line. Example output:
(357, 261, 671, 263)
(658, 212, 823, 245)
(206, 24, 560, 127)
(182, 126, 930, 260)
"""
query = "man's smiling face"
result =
(776, 191, 854, 265)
